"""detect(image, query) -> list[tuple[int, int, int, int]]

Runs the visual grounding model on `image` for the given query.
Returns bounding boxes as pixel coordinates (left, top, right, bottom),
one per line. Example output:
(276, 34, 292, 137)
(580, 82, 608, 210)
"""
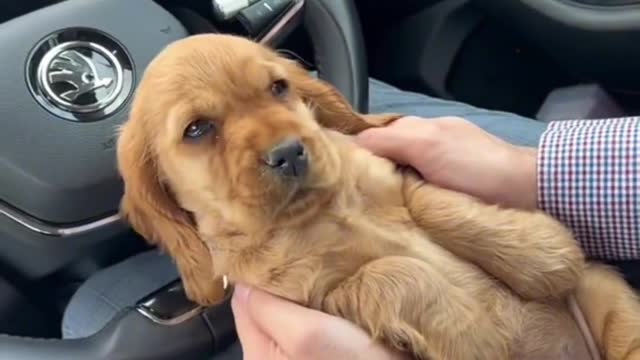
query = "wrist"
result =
(511, 146, 538, 210)
(496, 146, 537, 210)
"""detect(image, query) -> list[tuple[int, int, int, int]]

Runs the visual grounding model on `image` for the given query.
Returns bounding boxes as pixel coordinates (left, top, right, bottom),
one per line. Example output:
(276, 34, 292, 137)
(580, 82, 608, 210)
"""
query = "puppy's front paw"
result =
(380, 322, 433, 360)
(182, 276, 228, 306)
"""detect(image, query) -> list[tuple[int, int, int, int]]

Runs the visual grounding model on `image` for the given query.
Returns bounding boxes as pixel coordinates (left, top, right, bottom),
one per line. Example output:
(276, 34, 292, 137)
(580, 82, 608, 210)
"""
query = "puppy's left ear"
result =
(284, 60, 403, 134)
(116, 112, 227, 306)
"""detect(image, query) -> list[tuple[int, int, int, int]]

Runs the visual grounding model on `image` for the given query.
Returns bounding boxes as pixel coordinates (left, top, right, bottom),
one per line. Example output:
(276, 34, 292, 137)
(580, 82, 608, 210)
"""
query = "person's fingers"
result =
(232, 285, 284, 359)
(355, 116, 432, 164)
(355, 124, 415, 165)
(240, 285, 408, 360)
(242, 286, 338, 359)
(355, 127, 411, 164)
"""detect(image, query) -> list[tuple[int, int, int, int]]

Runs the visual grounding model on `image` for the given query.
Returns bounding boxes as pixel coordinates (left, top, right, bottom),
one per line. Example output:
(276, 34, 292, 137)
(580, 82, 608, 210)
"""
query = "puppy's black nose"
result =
(263, 138, 308, 178)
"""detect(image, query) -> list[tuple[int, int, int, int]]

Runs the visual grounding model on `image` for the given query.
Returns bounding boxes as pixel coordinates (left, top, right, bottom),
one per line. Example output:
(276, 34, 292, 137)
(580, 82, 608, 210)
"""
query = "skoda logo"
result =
(26, 29, 134, 122)
(38, 41, 123, 113)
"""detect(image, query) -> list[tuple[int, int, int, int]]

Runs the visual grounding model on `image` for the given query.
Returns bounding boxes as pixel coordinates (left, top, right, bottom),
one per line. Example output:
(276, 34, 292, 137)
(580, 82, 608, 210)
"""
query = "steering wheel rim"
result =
(302, 0, 369, 113)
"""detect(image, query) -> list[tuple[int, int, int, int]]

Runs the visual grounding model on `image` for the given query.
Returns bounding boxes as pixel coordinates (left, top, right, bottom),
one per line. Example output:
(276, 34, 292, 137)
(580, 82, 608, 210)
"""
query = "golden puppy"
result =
(116, 34, 640, 359)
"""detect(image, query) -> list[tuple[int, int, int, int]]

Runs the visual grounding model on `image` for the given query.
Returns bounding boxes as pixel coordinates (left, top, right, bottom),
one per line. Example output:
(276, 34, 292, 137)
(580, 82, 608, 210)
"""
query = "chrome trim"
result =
(136, 276, 232, 326)
(259, 0, 305, 45)
(0, 201, 121, 237)
(137, 303, 206, 326)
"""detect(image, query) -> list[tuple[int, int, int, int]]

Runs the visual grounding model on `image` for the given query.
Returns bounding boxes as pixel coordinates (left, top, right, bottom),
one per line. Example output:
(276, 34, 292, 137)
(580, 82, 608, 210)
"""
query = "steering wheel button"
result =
(236, 0, 293, 36)
(212, 0, 259, 20)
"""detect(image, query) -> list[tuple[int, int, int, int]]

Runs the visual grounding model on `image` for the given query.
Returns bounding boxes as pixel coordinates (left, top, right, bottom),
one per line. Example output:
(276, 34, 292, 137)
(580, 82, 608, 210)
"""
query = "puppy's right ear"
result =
(283, 59, 403, 134)
(116, 113, 226, 306)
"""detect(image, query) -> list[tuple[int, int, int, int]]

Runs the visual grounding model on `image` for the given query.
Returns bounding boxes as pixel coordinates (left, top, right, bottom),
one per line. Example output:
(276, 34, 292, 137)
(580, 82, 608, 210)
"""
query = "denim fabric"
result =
(368, 78, 546, 147)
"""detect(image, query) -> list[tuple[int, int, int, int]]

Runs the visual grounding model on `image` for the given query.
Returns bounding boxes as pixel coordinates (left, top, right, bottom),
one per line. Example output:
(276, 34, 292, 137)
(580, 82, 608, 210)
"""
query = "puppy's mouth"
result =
(271, 182, 311, 216)
(269, 178, 337, 223)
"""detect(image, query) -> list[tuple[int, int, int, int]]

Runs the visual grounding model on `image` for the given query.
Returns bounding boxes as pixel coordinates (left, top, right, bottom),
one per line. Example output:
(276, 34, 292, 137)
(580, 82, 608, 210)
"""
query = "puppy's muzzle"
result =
(262, 138, 308, 178)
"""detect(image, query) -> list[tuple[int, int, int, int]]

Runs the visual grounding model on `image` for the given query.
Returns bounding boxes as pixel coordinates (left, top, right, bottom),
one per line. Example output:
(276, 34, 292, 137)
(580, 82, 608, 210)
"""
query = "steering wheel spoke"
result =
(255, 0, 306, 46)
(213, 0, 306, 47)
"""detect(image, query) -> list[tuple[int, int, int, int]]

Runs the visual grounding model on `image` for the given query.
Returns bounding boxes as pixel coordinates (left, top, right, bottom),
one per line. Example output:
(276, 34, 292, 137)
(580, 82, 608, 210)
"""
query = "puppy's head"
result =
(116, 34, 400, 302)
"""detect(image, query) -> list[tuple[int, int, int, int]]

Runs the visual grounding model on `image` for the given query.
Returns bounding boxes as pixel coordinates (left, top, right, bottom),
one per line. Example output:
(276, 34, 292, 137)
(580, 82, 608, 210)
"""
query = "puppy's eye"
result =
(184, 119, 215, 140)
(270, 79, 289, 98)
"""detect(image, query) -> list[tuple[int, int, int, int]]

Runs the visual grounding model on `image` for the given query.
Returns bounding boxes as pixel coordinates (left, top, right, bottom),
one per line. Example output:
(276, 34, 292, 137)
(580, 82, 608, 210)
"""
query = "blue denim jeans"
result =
(367, 78, 546, 146)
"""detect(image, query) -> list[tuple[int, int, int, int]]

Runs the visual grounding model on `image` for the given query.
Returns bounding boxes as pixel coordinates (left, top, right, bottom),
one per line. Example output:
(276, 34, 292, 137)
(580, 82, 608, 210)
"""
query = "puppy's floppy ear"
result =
(284, 60, 403, 134)
(116, 114, 226, 306)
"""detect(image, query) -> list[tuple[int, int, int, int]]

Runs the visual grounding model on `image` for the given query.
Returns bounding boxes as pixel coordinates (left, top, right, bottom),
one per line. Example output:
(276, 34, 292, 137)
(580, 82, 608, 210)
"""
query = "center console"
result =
(0, 280, 238, 360)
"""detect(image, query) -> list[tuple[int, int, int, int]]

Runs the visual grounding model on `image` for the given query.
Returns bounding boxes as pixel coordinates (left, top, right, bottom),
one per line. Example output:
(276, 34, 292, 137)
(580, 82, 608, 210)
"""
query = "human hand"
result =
(356, 116, 538, 209)
(231, 284, 407, 360)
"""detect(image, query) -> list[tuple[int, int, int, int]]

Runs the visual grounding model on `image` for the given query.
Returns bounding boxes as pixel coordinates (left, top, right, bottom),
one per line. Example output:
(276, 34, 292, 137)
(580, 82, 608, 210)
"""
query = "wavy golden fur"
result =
(117, 34, 640, 359)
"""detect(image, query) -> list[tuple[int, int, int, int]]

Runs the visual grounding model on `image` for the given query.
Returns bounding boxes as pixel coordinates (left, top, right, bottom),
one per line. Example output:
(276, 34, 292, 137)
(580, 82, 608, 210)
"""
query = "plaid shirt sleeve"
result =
(537, 117, 640, 260)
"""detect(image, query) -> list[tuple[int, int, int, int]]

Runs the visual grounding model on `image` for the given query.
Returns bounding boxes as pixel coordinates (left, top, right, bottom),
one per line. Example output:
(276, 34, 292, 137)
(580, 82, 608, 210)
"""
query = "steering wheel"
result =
(0, 0, 368, 359)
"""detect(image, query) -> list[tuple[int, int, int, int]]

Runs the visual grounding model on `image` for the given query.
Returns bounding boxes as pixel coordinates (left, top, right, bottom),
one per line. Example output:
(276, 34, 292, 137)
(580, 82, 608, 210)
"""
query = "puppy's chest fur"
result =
(219, 156, 428, 303)
(209, 146, 429, 296)
(209, 149, 590, 359)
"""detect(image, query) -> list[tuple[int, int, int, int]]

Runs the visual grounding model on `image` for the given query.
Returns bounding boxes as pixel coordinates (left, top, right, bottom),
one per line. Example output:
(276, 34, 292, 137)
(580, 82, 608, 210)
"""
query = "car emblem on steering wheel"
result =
(47, 48, 115, 103)
(26, 29, 134, 122)
(37, 41, 123, 113)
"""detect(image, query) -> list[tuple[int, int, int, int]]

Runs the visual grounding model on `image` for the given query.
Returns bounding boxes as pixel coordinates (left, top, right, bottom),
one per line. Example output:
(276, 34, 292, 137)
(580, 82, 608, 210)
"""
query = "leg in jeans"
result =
(368, 78, 547, 147)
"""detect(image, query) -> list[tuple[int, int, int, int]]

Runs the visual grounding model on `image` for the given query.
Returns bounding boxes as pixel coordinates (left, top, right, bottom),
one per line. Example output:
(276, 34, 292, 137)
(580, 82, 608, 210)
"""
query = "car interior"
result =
(0, 0, 639, 359)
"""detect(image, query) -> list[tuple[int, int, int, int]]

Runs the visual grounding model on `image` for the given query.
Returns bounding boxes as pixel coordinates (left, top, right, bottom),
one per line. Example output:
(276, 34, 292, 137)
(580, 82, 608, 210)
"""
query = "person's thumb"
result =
(231, 285, 287, 359)
(241, 286, 342, 360)
(238, 285, 408, 360)
(243, 286, 315, 354)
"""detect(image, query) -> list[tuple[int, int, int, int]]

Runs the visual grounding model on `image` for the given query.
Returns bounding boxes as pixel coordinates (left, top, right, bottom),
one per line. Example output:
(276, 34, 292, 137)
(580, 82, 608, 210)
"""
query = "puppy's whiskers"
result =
(271, 182, 301, 220)
(307, 101, 319, 114)
(205, 240, 219, 275)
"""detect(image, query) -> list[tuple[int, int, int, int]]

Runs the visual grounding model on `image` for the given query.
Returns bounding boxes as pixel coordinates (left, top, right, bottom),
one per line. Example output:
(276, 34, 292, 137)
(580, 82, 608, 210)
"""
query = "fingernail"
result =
(232, 283, 252, 305)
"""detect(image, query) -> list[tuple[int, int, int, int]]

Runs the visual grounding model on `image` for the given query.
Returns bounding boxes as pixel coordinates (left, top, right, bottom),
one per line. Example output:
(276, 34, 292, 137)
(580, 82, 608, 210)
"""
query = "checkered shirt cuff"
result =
(537, 117, 640, 260)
